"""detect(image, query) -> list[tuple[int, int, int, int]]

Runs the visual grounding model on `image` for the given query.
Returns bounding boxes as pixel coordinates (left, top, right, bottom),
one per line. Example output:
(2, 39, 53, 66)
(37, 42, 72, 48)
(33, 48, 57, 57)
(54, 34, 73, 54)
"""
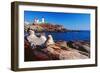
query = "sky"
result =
(24, 11, 90, 30)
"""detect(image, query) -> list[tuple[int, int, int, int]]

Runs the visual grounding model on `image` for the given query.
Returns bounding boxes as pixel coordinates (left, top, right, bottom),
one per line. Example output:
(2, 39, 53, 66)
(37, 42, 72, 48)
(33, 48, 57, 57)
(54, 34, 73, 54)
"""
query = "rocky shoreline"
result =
(25, 40, 90, 61)
(24, 19, 90, 61)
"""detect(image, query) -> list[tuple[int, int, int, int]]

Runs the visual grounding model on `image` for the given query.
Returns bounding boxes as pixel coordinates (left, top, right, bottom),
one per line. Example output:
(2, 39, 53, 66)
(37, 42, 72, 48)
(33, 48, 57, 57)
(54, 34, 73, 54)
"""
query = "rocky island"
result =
(24, 17, 68, 32)
(25, 23, 68, 32)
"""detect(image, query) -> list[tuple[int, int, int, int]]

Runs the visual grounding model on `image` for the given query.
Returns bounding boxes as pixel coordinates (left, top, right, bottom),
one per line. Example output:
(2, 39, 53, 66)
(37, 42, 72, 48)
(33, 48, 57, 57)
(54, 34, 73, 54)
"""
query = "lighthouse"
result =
(42, 17, 45, 23)
(33, 17, 45, 24)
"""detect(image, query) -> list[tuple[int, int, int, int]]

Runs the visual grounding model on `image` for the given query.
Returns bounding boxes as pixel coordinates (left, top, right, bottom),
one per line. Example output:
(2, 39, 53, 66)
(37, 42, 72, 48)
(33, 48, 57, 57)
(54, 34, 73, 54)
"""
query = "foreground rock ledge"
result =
(25, 40, 90, 61)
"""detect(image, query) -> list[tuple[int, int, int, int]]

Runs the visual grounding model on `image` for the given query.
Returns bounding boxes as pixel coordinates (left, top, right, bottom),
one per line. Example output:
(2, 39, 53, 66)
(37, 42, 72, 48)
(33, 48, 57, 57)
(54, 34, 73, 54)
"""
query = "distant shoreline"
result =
(34, 30, 90, 33)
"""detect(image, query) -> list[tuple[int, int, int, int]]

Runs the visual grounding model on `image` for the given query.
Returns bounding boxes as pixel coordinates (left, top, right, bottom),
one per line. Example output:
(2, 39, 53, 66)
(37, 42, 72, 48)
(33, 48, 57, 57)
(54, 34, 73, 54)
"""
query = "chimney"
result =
(34, 17, 39, 24)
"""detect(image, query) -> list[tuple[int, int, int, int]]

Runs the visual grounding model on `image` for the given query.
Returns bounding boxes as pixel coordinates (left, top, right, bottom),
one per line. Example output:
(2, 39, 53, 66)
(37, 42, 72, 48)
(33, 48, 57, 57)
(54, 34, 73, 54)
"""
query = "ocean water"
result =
(25, 31, 90, 41)
(45, 31, 90, 41)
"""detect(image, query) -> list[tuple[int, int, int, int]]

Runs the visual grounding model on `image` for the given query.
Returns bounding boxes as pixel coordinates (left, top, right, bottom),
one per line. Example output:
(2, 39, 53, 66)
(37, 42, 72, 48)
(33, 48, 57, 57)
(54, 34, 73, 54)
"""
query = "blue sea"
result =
(45, 31, 90, 41)
(25, 31, 90, 41)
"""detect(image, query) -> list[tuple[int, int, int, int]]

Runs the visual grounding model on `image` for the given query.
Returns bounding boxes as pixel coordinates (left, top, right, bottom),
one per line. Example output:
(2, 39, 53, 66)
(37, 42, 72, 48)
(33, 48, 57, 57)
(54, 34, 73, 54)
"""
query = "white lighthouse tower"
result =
(42, 17, 45, 23)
